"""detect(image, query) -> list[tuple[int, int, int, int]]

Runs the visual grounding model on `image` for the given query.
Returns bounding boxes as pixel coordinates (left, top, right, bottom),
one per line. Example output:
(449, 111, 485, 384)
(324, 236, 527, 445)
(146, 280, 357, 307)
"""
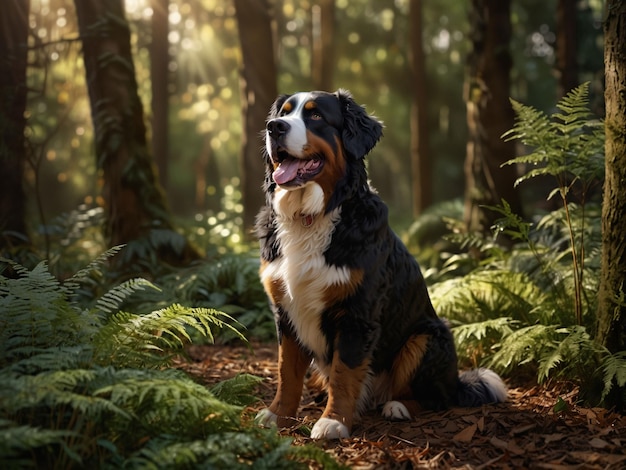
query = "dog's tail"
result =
(456, 368, 508, 407)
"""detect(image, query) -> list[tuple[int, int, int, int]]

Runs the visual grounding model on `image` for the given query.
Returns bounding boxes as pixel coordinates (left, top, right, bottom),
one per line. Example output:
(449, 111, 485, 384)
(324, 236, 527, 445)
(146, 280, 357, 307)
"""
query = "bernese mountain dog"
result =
(255, 89, 507, 440)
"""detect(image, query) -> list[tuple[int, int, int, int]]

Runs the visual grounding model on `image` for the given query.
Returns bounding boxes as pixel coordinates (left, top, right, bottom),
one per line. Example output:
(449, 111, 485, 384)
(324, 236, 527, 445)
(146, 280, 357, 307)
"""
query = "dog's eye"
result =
(310, 112, 322, 120)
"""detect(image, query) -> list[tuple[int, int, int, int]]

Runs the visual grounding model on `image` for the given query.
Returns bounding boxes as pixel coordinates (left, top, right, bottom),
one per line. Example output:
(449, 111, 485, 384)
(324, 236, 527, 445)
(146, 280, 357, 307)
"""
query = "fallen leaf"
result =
(453, 424, 477, 443)
(477, 416, 485, 432)
(490, 436, 508, 450)
(589, 437, 609, 449)
(511, 423, 536, 436)
(543, 433, 565, 444)
(507, 440, 526, 456)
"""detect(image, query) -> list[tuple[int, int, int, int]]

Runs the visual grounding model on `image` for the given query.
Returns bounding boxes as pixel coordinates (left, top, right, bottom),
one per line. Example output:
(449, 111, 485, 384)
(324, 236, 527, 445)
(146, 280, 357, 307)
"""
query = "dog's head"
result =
(264, 89, 383, 213)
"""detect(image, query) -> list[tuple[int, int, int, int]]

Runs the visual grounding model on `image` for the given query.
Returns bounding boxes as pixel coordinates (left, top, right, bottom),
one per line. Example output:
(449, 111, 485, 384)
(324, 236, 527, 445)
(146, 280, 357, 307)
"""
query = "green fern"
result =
(127, 256, 275, 341)
(423, 84, 613, 403)
(502, 82, 604, 191)
(0, 254, 339, 468)
(210, 374, 264, 406)
(93, 304, 244, 368)
(602, 351, 626, 401)
(501, 83, 604, 326)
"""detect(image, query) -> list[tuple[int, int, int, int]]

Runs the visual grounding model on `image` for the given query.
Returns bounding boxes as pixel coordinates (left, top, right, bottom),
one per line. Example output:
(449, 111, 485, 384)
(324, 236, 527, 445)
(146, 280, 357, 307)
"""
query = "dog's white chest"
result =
(262, 190, 349, 359)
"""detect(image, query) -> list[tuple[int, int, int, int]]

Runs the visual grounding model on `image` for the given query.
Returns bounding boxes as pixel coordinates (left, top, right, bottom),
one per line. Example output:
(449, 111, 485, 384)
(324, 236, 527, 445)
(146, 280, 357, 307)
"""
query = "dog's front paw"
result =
(382, 401, 411, 421)
(255, 408, 278, 428)
(310, 417, 350, 439)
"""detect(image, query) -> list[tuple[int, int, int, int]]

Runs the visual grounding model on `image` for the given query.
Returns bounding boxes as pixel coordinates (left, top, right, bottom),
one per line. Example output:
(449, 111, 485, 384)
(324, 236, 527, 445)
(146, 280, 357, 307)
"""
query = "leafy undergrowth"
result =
(180, 342, 626, 469)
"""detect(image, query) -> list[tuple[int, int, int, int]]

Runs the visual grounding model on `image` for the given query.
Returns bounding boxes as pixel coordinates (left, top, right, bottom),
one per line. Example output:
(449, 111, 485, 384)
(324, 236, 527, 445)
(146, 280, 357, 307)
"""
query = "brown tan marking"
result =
(304, 100, 317, 110)
(268, 334, 312, 427)
(319, 348, 371, 433)
(282, 101, 293, 113)
(303, 132, 346, 204)
(390, 334, 429, 397)
(260, 260, 286, 305)
(322, 269, 364, 308)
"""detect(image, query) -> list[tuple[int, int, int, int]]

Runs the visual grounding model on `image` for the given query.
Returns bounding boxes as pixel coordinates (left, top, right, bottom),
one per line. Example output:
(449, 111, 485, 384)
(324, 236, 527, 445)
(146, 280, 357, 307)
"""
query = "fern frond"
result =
(210, 374, 263, 406)
(431, 270, 544, 325)
(453, 317, 517, 347)
(502, 99, 552, 149)
(601, 351, 626, 401)
(94, 277, 160, 315)
(0, 261, 95, 364)
(92, 304, 244, 368)
(0, 368, 129, 420)
(64, 245, 125, 289)
(93, 368, 241, 436)
(502, 82, 604, 191)
(0, 420, 75, 464)
(537, 326, 592, 382)
(7, 346, 89, 374)
(486, 324, 557, 373)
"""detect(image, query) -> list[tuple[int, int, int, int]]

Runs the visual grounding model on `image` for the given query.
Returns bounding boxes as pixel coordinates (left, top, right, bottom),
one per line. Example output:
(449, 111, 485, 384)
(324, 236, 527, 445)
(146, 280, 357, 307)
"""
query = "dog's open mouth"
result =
(272, 154, 324, 186)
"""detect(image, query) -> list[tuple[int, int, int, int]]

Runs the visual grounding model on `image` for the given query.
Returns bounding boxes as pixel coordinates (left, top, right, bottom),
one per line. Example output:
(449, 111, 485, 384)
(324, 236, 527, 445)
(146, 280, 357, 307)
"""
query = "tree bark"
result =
(75, 0, 198, 266)
(0, 0, 31, 252)
(556, 0, 578, 98)
(408, 0, 431, 217)
(463, 0, 523, 240)
(150, 0, 170, 193)
(597, 1, 626, 360)
(311, 0, 335, 92)
(234, 0, 278, 233)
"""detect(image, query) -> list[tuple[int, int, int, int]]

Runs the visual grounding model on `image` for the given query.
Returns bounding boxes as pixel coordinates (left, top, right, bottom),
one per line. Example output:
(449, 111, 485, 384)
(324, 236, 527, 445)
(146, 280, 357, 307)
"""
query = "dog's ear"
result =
(335, 89, 383, 159)
(268, 94, 290, 119)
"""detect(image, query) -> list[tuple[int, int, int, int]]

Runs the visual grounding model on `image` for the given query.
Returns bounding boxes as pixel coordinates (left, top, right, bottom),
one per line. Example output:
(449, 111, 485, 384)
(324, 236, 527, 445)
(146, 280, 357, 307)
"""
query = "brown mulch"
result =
(179, 342, 626, 469)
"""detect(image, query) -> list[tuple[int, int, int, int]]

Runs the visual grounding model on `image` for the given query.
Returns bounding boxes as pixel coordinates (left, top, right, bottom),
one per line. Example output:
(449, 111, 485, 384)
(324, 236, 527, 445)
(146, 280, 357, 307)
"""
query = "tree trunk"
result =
(234, 0, 278, 233)
(311, 0, 335, 92)
(75, 0, 199, 266)
(556, 0, 578, 98)
(0, 0, 31, 253)
(597, 1, 626, 362)
(151, 0, 169, 193)
(408, 0, 431, 217)
(463, 0, 523, 240)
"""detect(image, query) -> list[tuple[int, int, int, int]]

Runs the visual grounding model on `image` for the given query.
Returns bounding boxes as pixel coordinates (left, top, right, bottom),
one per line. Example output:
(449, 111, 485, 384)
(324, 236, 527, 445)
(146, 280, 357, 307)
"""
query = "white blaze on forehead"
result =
(266, 92, 313, 158)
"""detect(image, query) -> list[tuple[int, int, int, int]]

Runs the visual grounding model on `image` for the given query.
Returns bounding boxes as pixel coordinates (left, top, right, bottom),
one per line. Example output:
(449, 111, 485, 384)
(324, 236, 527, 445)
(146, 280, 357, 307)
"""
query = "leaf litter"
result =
(178, 342, 626, 469)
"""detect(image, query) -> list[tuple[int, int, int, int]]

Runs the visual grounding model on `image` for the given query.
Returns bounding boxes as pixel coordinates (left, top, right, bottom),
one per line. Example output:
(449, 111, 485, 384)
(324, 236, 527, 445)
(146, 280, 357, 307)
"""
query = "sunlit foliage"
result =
(25, 0, 603, 230)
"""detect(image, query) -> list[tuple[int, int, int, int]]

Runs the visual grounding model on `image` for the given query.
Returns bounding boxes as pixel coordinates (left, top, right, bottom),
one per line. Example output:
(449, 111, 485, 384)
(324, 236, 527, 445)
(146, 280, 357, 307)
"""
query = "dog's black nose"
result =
(267, 119, 290, 139)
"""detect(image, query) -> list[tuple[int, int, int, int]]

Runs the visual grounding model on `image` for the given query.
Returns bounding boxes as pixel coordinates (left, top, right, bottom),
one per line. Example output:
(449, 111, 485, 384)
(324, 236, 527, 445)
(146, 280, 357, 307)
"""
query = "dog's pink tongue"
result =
(273, 159, 301, 185)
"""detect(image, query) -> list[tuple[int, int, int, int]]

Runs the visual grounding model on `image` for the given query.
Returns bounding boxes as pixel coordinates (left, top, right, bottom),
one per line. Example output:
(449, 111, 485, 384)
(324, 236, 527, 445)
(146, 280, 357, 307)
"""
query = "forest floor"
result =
(180, 341, 626, 469)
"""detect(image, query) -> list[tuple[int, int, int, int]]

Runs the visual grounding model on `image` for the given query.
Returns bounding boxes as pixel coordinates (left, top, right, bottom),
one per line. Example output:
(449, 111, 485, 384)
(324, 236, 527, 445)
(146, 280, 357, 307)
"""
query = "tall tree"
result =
(596, 0, 626, 391)
(0, 0, 31, 253)
(311, 0, 335, 92)
(74, 0, 198, 266)
(408, 0, 431, 217)
(463, 0, 522, 239)
(234, 0, 278, 233)
(556, 0, 578, 98)
(150, 0, 170, 193)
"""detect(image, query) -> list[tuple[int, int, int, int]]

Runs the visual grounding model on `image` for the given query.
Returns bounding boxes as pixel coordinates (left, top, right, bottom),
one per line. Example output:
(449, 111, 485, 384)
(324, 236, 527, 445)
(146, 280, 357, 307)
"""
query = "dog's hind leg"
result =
(256, 333, 311, 428)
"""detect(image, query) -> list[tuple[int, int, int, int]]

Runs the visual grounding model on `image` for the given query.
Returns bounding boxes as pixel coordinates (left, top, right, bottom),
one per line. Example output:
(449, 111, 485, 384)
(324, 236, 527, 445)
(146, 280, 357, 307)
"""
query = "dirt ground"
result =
(181, 342, 626, 469)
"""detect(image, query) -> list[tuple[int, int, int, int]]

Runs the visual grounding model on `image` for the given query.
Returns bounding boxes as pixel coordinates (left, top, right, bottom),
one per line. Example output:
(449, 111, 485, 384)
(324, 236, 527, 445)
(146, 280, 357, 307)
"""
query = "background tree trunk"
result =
(556, 0, 578, 98)
(597, 1, 626, 368)
(463, 0, 523, 240)
(311, 0, 335, 92)
(0, 0, 31, 252)
(234, 0, 278, 234)
(75, 0, 198, 266)
(150, 0, 170, 193)
(409, 0, 431, 217)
